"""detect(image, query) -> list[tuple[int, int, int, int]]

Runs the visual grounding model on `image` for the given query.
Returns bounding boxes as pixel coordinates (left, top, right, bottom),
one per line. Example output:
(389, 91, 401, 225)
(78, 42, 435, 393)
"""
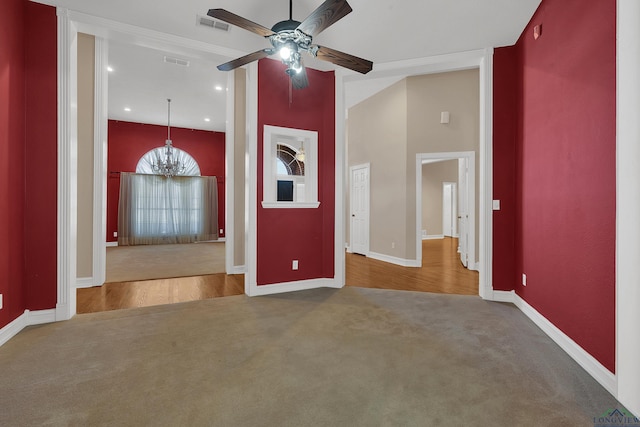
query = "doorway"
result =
(349, 163, 370, 256)
(416, 151, 476, 272)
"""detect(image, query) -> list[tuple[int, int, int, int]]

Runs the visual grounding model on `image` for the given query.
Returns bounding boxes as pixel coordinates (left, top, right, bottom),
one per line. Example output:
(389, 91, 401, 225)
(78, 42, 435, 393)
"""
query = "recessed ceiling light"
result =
(215, 85, 223, 91)
(204, 118, 211, 122)
(124, 107, 131, 112)
(107, 66, 114, 72)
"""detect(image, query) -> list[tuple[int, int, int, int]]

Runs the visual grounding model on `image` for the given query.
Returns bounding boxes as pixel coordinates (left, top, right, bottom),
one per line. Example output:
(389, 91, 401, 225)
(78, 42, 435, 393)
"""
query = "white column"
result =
(616, 0, 640, 416)
(56, 9, 78, 320)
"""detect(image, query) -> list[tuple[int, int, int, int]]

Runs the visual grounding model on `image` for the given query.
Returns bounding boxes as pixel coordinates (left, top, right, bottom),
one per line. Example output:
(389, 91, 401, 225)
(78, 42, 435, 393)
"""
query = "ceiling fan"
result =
(207, 0, 373, 89)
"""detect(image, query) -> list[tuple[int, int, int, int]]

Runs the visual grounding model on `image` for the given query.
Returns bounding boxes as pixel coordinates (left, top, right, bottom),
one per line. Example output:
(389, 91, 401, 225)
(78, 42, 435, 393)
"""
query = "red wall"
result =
(257, 59, 335, 285)
(495, 0, 616, 372)
(492, 46, 518, 292)
(24, 2, 58, 311)
(0, 0, 27, 327)
(107, 120, 226, 241)
(0, 1, 58, 328)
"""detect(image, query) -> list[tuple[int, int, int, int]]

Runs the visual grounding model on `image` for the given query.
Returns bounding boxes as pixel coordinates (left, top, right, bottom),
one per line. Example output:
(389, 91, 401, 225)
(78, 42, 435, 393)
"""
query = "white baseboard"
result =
(76, 277, 95, 288)
(247, 278, 341, 297)
(488, 290, 515, 303)
(106, 241, 117, 247)
(423, 234, 444, 240)
(0, 309, 57, 347)
(229, 265, 246, 275)
(368, 251, 421, 268)
(512, 293, 617, 396)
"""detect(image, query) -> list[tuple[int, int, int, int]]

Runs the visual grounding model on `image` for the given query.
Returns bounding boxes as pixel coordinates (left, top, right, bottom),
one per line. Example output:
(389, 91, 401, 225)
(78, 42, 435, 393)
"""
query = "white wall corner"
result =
(513, 293, 617, 396)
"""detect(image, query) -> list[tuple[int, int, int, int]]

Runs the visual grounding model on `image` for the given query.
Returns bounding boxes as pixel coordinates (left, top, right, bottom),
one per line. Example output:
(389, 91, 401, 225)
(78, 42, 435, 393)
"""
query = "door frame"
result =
(349, 163, 370, 255)
(442, 181, 457, 238)
(416, 152, 475, 276)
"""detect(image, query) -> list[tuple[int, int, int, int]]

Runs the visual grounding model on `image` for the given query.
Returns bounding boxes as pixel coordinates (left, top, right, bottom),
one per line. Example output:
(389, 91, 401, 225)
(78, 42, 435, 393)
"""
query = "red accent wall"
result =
(496, 0, 616, 372)
(24, 1, 58, 311)
(492, 46, 518, 292)
(107, 120, 226, 242)
(257, 59, 335, 285)
(0, 0, 27, 327)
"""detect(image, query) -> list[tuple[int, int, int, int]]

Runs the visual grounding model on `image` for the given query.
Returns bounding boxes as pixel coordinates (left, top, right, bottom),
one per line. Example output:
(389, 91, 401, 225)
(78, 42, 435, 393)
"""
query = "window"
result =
(263, 125, 319, 208)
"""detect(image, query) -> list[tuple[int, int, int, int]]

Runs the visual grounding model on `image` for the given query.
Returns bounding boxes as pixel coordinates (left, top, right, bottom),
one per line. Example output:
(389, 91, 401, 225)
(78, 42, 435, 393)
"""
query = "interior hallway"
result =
(77, 238, 476, 314)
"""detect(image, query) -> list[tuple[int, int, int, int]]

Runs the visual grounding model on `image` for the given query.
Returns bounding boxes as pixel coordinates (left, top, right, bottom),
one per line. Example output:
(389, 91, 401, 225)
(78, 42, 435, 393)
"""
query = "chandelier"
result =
(152, 98, 186, 177)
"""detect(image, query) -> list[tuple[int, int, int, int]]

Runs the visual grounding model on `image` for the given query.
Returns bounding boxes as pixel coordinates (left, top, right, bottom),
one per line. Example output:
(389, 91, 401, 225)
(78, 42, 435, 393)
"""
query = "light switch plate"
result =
(492, 200, 501, 210)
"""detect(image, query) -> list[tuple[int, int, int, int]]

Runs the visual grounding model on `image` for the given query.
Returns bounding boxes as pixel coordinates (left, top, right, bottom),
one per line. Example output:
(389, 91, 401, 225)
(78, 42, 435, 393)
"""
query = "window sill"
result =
(261, 201, 321, 209)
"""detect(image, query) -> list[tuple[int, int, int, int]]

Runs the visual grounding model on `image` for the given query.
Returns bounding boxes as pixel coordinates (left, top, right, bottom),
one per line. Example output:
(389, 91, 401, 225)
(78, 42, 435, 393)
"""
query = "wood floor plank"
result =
(345, 237, 478, 295)
(77, 237, 476, 314)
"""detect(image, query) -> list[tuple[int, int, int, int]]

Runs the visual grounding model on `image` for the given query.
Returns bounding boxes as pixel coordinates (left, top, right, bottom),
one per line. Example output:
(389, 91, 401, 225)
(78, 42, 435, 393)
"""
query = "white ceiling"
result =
(36, 0, 541, 132)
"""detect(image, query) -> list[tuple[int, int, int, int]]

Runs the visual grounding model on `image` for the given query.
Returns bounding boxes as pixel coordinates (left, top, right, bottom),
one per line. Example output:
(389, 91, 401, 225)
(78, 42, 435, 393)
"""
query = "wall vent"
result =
(197, 15, 230, 31)
(163, 56, 190, 67)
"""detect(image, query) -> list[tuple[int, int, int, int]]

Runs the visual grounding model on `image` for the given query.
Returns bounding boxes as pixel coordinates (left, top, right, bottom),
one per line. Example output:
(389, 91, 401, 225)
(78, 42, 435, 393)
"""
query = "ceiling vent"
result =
(197, 15, 230, 31)
(164, 56, 190, 67)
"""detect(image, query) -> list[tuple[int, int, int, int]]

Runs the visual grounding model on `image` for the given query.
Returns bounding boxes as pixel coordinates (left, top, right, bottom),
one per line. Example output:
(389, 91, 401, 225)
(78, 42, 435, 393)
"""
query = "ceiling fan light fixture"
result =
(279, 45, 292, 60)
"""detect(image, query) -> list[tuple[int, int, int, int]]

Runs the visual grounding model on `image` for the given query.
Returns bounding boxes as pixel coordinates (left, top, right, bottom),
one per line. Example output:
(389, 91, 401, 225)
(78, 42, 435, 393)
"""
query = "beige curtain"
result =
(118, 173, 218, 246)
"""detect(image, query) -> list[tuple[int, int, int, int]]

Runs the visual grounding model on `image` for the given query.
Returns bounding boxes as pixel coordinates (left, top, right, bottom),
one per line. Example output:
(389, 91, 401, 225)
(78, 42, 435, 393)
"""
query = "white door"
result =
(350, 164, 370, 255)
(457, 159, 469, 267)
(442, 182, 457, 237)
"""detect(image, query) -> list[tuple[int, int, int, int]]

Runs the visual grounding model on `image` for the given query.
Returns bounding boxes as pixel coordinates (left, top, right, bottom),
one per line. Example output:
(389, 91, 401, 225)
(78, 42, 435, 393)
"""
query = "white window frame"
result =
(262, 125, 319, 208)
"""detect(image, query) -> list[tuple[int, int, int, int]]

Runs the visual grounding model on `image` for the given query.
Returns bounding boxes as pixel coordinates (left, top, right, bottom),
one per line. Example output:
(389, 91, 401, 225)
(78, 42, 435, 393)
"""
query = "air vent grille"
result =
(198, 15, 230, 31)
(164, 56, 190, 67)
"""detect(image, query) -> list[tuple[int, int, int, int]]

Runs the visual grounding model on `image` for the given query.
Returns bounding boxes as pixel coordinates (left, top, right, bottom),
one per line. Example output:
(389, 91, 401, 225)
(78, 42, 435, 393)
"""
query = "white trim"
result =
(224, 71, 235, 275)
(106, 241, 117, 247)
(229, 265, 246, 275)
(248, 278, 341, 297)
(335, 69, 346, 288)
(478, 52, 494, 300)
(0, 312, 28, 347)
(513, 293, 617, 396)
(616, 0, 640, 415)
(56, 9, 78, 321)
(245, 62, 259, 296)
(261, 202, 320, 209)
(76, 277, 95, 289)
(92, 36, 108, 288)
(368, 251, 421, 268)
(416, 151, 476, 276)
(0, 309, 58, 347)
(27, 309, 57, 326)
(487, 290, 515, 303)
(423, 234, 444, 240)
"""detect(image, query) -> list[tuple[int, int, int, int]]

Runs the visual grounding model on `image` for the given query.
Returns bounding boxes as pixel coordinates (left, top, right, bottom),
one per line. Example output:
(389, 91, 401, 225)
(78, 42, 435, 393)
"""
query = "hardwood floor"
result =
(345, 237, 479, 295)
(77, 237, 476, 314)
(77, 274, 244, 314)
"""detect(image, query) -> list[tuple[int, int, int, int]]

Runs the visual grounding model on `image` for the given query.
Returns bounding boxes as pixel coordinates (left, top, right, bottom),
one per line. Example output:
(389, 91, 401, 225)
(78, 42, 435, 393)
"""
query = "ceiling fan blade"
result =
(314, 45, 373, 74)
(207, 9, 275, 37)
(217, 49, 272, 71)
(296, 0, 352, 37)
(290, 65, 309, 90)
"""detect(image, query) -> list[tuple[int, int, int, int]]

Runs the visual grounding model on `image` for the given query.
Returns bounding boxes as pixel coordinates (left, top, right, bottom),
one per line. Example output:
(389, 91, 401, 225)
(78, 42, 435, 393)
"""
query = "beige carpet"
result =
(106, 242, 225, 283)
(0, 287, 625, 426)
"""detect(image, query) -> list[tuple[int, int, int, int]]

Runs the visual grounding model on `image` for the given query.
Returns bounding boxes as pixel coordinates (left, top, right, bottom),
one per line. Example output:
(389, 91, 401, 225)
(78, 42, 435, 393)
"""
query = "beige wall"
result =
(348, 80, 407, 258)
(233, 68, 246, 267)
(347, 69, 479, 263)
(77, 33, 95, 278)
(422, 160, 458, 236)
(407, 69, 479, 261)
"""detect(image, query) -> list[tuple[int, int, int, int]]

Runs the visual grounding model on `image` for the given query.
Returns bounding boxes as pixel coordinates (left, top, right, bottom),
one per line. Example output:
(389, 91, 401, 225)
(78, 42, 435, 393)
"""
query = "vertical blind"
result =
(117, 172, 218, 246)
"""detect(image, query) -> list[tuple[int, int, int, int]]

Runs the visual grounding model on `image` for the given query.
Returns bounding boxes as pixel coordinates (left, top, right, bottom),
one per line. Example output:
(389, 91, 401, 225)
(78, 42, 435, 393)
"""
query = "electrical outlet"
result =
(0, 293, 3, 310)
(391, 242, 396, 249)
(219, 229, 223, 235)
(522, 273, 527, 286)
(113, 231, 117, 238)
(292, 260, 299, 270)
